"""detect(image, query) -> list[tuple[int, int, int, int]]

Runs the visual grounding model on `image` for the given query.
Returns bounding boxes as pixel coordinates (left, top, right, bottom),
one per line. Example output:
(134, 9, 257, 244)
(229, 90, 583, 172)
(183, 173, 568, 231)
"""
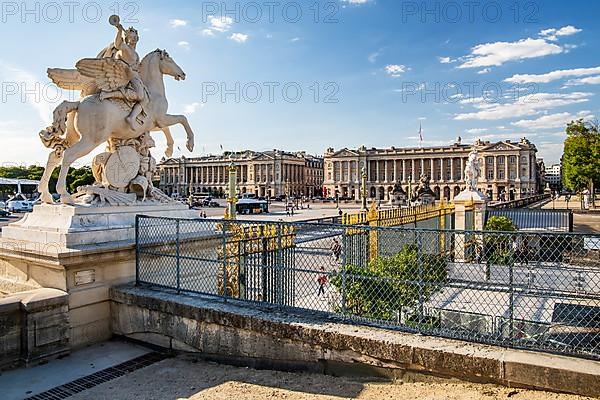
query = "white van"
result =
(6, 195, 34, 212)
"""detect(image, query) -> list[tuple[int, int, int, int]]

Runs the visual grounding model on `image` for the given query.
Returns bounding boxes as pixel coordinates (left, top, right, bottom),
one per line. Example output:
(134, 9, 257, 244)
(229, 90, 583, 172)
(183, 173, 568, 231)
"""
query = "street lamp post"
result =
(225, 162, 238, 220)
(408, 175, 413, 206)
(361, 166, 367, 210)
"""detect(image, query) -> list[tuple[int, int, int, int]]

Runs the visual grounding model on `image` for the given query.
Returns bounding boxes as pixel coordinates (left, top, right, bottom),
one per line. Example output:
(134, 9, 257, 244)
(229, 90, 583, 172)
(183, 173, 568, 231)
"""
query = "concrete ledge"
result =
(110, 284, 600, 397)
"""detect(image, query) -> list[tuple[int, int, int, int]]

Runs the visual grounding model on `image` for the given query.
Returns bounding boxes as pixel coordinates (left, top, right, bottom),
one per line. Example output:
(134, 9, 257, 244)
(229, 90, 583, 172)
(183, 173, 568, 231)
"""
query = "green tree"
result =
(484, 216, 517, 265)
(67, 166, 95, 193)
(331, 245, 447, 321)
(562, 119, 600, 198)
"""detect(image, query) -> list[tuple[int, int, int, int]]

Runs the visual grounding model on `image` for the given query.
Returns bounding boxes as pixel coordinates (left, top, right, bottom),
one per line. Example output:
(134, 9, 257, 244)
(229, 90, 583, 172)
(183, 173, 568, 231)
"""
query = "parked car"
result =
(0, 209, 10, 217)
(208, 201, 221, 208)
(6, 195, 34, 212)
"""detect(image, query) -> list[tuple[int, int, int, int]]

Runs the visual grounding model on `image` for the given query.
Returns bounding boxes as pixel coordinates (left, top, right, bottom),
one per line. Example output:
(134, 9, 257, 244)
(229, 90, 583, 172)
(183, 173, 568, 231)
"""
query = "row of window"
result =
(486, 155, 529, 165)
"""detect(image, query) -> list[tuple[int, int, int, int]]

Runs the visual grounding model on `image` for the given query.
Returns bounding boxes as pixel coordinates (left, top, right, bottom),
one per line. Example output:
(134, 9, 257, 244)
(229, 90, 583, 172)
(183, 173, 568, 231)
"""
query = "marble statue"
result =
(464, 149, 481, 192)
(38, 15, 195, 206)
(389, 179, 407, 206)
(412, 174, 435, 205)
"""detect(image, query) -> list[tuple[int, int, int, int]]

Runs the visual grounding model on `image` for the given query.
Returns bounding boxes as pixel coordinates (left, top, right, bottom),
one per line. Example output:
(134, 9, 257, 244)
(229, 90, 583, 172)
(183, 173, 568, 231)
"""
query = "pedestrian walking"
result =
(317, 267, 327, 296)
(331, 238, 342, 262)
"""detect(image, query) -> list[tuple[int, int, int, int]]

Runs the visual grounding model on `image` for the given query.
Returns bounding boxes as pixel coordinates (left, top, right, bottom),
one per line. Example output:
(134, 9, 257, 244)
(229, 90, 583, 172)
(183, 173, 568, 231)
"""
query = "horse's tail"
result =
(39, 100, 79, 153)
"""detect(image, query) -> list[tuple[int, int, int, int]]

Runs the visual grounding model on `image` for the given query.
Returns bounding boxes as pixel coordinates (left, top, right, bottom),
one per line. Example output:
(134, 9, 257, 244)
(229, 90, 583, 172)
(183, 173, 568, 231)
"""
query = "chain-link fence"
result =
(136, 215, 600, 360)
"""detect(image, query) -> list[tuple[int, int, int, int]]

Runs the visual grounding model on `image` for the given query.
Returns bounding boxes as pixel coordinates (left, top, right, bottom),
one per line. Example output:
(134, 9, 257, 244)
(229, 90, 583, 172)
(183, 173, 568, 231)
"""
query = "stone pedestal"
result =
(453, 190, 488, 262)
(2, 203, 197, 247)
(0, 203, 198, 348)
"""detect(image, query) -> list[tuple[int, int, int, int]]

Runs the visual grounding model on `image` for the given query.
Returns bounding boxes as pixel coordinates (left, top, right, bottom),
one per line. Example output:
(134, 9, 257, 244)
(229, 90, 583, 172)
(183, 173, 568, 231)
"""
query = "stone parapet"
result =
(0, 288, 69, 369)
(110, 285, 600, 398)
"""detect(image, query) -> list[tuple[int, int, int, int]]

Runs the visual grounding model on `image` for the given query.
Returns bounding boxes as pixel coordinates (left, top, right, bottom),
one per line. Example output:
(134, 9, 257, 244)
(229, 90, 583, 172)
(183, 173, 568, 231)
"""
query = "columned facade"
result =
(158, 150, 323, 198)
(323, 138, 539, 202)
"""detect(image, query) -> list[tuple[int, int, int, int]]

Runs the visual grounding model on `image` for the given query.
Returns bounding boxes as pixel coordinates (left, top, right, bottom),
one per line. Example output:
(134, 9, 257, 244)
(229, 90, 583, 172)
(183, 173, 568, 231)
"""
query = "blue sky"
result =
(1, 0, 600, 166)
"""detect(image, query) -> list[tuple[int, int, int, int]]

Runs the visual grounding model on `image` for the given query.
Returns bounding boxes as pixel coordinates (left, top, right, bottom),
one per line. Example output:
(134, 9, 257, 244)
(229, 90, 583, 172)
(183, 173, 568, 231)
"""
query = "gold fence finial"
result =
(367, 201, 378, 221)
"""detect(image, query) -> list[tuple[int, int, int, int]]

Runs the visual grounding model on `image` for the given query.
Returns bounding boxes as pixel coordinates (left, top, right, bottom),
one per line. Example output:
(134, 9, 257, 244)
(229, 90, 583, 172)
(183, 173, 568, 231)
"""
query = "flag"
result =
(220, 144, 223, 151)
(418, 122, 423, 146)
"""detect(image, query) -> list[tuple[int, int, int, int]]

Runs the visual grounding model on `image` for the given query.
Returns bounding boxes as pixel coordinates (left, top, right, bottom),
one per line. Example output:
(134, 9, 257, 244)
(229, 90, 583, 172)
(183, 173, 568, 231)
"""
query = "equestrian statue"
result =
(38, 15, 195, 205)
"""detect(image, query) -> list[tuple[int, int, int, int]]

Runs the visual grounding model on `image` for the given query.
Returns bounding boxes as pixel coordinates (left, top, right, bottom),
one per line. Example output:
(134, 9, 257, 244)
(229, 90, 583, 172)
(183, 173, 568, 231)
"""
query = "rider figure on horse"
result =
(97, 17, 148, 129)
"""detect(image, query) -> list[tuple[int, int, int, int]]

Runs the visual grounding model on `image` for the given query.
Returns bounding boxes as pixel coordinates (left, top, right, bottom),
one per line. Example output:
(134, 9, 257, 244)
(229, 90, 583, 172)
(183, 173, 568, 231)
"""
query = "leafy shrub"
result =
(331, 244, 447, 321)
(484, 216, 517, 265)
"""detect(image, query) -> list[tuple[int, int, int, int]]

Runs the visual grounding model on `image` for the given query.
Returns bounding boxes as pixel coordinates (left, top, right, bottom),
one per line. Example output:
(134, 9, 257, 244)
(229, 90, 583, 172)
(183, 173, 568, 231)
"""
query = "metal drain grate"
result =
(24, 351, 168, 400)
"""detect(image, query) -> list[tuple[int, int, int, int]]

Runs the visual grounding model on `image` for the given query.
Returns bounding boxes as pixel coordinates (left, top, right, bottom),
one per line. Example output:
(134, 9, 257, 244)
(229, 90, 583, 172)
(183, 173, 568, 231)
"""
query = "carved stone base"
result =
(2, 202, 198, 247)
(454, 189, 489, 203)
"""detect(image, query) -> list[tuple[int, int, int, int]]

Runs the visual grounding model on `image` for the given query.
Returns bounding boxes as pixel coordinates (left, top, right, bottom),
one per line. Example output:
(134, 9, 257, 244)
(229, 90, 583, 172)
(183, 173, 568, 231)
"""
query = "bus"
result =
(236, 199, 269, 215)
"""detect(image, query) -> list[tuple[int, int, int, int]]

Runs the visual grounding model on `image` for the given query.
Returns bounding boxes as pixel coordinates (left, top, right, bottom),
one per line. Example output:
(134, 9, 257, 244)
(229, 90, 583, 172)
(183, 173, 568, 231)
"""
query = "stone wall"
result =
(0, 288, 69, 369)
(110, 285, 600, 398)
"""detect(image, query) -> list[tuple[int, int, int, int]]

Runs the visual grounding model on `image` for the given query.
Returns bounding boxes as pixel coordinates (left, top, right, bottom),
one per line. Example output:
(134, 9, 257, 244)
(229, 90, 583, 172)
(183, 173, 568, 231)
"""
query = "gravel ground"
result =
(68, 355, 592, 400)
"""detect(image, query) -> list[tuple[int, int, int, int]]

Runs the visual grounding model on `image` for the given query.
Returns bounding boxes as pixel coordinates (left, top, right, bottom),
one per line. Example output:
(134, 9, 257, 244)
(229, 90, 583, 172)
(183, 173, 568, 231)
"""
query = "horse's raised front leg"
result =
(151, 126, 174, 158)
(56, 137, 103, 204)
(156, 114, 195, 152)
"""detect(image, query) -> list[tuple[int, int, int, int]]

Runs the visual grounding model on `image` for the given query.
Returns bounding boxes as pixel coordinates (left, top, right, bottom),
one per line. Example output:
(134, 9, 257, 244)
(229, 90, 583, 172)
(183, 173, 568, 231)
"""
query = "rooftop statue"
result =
(38, 15, 195, 205)
(464, 149, 481, 192)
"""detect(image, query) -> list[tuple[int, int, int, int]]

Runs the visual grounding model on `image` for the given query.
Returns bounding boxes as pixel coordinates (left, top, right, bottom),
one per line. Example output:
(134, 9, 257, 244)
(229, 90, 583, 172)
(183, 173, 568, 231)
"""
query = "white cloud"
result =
(341, 0, 372, 4)
(438, 56, 454, 64)
(458, 38, 563, 69)
(291, 37, 301, 42)
(465, 128, 488, 134)
(505, 66, 600, 84)
(539, 25, 582, 41)
(393, 83, 424, 93)
(454, 92, 593, 121)
(229, 33, 249, 43)
(511, 111, 594, 130)
(209, 16, 233, 32)
(169, 19, 188, 28)
(177, 41, 190, 49)
(477, 68, 491, 74)
(201, 16, 237, 39)
(564, 75, 600, 87)
(368, 50, 381, 64)
(385, 64, 407, 77)
(184, 102, 204, 114)
(0, 60, 63, 125)
(537, 142, 565, 164)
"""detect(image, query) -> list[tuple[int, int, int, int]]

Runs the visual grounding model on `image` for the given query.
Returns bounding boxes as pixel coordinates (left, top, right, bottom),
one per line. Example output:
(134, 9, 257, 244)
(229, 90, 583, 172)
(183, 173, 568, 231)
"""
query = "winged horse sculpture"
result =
(38, 16, 195, 205)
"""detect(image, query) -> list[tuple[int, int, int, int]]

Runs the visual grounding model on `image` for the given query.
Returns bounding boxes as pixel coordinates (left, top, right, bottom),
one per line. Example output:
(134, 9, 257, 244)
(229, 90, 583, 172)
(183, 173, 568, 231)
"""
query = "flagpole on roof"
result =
(418, 121, 423, 148)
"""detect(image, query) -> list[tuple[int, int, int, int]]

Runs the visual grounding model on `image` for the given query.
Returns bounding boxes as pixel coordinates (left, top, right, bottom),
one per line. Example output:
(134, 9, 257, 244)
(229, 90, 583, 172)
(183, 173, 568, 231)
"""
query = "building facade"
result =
(544, 163, 562, 191)
(157, 150, 323, 198)
(323, 138, 540, 202)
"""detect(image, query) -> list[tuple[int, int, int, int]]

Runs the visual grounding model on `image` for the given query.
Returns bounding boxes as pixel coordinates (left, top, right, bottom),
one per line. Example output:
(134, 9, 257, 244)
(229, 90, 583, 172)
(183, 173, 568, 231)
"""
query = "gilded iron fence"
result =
(136, 215, 600, 360)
